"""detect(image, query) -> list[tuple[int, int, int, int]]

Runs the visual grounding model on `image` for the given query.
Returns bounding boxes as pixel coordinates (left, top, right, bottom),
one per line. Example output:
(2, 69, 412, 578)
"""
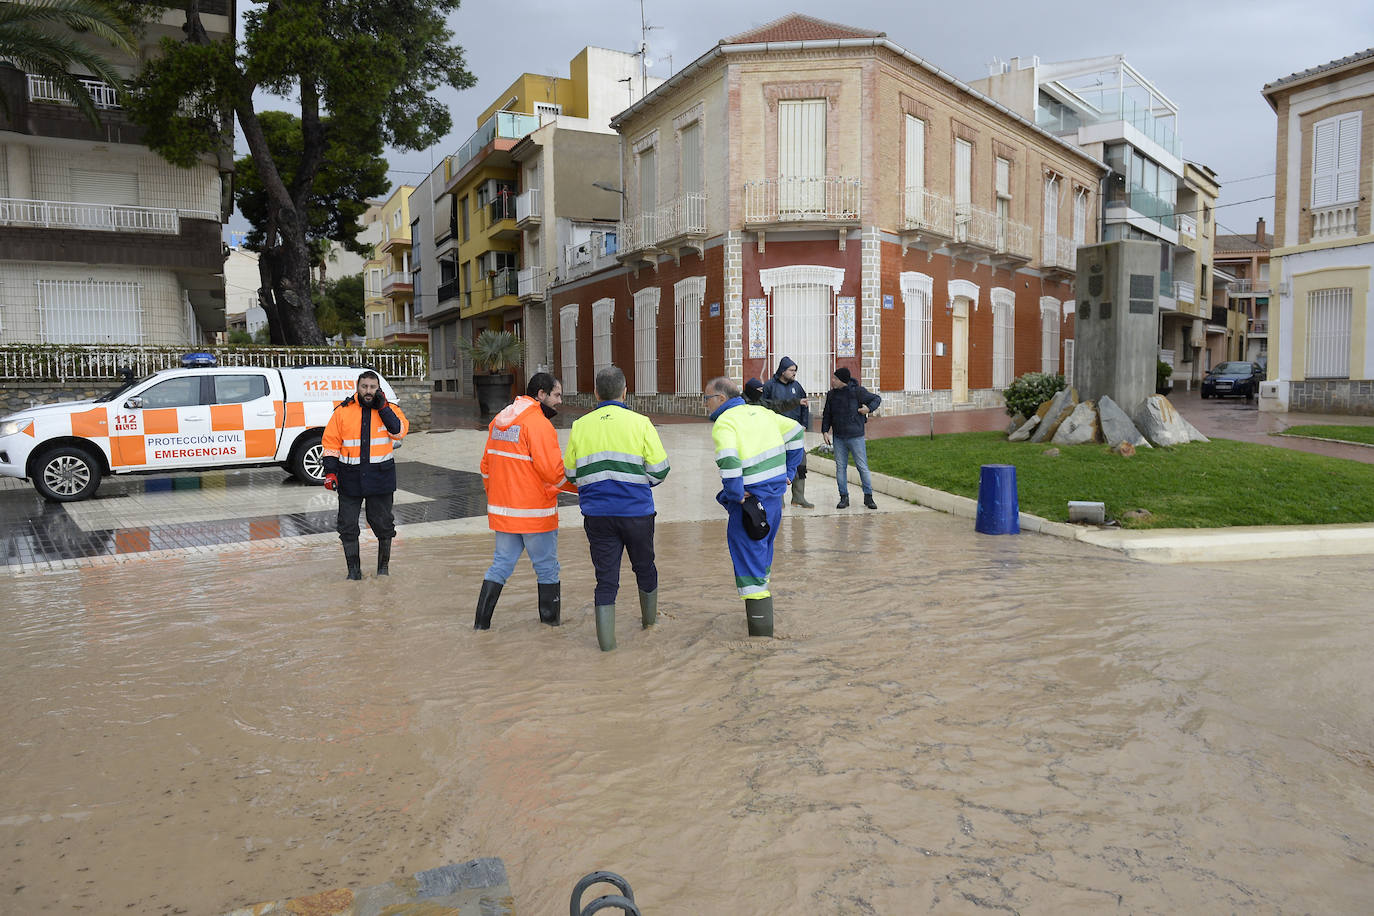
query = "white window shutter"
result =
(681, 122, 703, 197)
(955, 139, 972, 209)
(905, 115, 924, 192)
(1312, 119, 1337, 207)
(1043, 176, 1059, 239)
(1335, 113, 1361, 204)
(995, 158, 1010, 198)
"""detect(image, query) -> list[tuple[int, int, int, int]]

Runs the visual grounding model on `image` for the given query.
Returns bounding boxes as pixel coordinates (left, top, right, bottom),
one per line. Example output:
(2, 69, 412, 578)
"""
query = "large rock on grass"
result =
(1052, 400, 1100, 445)
(1030, 387, 1078, 443)
(1135, 395, 1209, 446)
(1097, 395, 1151, 448)
(1008, 414, 1040, 442)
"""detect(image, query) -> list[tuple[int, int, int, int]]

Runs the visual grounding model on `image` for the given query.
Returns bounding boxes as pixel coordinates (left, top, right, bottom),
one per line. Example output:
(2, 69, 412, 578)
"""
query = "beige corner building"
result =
(1262, 48, 1374, 414)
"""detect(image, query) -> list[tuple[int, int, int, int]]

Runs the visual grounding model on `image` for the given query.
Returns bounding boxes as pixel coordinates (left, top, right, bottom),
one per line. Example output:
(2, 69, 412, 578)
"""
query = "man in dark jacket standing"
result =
(820, 367, 880, 510)
(760, 356, 814, 508)
(322, 370, 409, 579)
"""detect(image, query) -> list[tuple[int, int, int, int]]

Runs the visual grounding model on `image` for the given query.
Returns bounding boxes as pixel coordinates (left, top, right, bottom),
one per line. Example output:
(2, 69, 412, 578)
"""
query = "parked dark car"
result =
(1201, 361, 1263, 399)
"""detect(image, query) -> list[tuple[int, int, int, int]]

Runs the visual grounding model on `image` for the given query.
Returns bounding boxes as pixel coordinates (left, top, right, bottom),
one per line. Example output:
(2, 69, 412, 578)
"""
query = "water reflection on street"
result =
(3, 512, 1373, 913)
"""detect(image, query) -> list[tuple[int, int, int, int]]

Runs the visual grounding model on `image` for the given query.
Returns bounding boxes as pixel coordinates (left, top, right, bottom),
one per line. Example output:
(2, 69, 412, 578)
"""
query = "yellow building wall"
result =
(478, 73, 581, 123)
(1288, 265, 1371, 380)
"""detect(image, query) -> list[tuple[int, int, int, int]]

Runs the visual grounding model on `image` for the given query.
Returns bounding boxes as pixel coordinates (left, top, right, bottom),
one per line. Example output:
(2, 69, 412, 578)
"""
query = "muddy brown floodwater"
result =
(3, 511, 1374, 914)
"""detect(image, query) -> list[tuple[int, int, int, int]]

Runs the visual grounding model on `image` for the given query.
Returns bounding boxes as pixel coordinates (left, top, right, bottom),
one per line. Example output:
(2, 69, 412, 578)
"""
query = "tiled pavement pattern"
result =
(0, 460, 577, 569)
(6, 393, 1374, 571)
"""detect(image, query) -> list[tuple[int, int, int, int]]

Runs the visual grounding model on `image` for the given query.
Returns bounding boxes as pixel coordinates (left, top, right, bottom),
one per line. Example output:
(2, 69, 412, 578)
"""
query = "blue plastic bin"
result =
(975, 464, 1020, 535)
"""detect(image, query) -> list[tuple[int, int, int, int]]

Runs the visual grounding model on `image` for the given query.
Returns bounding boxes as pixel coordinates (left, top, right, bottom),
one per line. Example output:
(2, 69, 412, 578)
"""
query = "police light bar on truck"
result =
(180, 352, 217, 368)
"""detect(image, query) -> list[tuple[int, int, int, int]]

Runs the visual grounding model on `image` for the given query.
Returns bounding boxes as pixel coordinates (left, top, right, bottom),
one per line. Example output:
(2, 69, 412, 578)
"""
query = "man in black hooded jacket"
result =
(821, 366, 881, 509)
(760, 356, 814, 508)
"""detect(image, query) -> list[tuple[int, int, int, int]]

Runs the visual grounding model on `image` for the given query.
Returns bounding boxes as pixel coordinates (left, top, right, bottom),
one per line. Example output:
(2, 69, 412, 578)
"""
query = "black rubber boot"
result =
(863, 493, 877, 510)
(376, 538, 392, 575)
(639, 589, 657, 628)
(745, 596, 774, 637)
(538, 582, 561, 626)
(791, 479, 814, 508)
(343, 541, 362, 580)
(474, 579, 502, 630)
(836, 494, 849, 509)
(595, 605, 616, 651)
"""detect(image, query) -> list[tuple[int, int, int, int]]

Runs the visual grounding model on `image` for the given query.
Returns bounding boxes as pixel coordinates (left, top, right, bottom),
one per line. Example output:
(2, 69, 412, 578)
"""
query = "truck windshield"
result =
(94, 373, 154, 403)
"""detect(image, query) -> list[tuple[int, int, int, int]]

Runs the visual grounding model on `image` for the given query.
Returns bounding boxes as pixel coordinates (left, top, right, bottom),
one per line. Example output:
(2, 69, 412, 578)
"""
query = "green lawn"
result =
(1280, 424, 1374, 446)
(835, 431, 1374, 529)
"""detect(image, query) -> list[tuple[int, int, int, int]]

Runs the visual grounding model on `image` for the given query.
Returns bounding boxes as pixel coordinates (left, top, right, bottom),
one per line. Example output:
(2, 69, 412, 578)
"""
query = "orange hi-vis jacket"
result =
(322, 397, 408, 496)
(480, 396, 575, 534)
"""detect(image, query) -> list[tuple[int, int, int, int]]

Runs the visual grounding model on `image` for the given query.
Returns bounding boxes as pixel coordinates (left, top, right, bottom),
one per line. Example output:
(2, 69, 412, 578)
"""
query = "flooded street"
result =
(4, 511, 1374, 913)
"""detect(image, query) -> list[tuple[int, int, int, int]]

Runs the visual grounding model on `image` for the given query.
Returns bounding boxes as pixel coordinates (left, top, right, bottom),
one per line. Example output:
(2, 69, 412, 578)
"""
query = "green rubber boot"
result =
(744, 596, 774, 637)
(595, 604, 617, 651)
(639, 589, 657, 629)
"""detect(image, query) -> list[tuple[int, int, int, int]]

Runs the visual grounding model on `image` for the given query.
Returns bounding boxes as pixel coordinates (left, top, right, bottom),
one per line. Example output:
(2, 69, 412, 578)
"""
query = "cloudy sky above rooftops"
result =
(232, 0, 1374, 243)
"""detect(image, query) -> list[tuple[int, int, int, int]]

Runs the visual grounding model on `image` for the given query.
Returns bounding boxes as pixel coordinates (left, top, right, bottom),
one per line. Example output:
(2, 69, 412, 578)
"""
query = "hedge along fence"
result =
(0, 344, 428, 382)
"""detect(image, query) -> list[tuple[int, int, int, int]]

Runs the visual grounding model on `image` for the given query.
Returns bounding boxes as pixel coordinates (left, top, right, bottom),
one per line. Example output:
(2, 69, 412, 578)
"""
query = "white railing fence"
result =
(1042, 233, 1076, 270)
(0, 345, 428, 381)
(743, 177, 860, 223)
(27, 74, 121, 110)
(515, 188, 541, 223)
(903, 187, 953, 235)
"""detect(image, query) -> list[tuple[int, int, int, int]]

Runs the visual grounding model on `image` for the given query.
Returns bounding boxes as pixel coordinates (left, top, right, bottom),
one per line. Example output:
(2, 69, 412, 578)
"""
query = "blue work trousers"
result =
(485, 530, 560, 585)
(832, 436, 873, 497)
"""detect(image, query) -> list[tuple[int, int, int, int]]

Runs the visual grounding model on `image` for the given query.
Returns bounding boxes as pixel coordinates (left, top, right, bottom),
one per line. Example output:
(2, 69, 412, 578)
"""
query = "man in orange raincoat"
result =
(475, 372, 574, 629)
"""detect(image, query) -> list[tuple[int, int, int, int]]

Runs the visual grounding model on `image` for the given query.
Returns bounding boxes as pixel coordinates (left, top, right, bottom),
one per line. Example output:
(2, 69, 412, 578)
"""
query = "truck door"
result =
(209, 372, 279, 461)
(133, 375, 213, 469)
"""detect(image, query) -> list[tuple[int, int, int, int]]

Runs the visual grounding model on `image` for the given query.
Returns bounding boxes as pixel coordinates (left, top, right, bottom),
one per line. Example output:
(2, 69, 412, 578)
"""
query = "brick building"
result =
(549, 14, 1105, 414)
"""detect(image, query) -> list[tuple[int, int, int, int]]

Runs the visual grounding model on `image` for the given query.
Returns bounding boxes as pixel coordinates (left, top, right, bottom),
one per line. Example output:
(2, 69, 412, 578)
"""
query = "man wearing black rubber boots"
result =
(322, 371, 409, 579)
(761, 357, 814, 508)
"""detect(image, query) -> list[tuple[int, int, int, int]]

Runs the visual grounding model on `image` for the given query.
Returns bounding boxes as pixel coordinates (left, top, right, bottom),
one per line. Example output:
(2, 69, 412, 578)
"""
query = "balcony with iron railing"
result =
(1311, 202, 1358, 242)
(656, 193, 707, 243)
(515, 188, 541, 226)
(517, 266, 545, 300)
(1229, 278, 1270, 296)
(0, 197, 218, 234)
(564, 231, 619, 280)
(381, 271, 412, 297)
(27, 73, 121, 110)
(1041, 233, 1078, 273)
(902, 187, 954, 238)
(1249, 318, 1268, 336)
(484, 193, 518, 238)
(743, 177, 860, 226)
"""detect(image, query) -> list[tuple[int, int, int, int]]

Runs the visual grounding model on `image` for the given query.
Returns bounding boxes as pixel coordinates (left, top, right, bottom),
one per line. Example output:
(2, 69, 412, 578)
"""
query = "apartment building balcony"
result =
(900, 187, 954, 253)
(564, 231, 619, 281)
(655, 193, 708, 258)
(515, 188, 541, 227)
(1177, 212, 1197, 237)
(381, 319, 427, 347)
(379, 234, 411, 254)
(743, 177, 861, 230)
(1249, 318, 1268, 337)
(1311, 202, 1358, 242)
(1041, 233, 1078, 279)
(1173, 280, 1196, 306)
(517, 266, 545, 302)
(27, 73, 120, 110)
(0, 197, 217, 234)
(616, 212, 663, 269)
(1229, 278, 1270, 296)
(381, 271, 412, 297)
(485, 194, 519, 239)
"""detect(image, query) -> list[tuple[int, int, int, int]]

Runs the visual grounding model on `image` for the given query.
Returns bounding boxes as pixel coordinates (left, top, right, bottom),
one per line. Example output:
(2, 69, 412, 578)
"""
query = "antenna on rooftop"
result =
(638, 0, 660, 99)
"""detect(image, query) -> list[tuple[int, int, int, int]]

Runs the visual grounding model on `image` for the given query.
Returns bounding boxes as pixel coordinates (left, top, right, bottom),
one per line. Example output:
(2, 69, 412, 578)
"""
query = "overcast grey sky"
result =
(235, 0, 1374, 242)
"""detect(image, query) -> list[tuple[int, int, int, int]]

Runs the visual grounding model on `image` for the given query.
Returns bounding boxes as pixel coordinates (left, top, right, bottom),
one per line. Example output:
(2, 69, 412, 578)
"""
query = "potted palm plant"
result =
(459, 329, 524, 415)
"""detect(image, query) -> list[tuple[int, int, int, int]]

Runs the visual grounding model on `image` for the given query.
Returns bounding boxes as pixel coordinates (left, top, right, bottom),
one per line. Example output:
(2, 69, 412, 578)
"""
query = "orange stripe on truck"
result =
(284, 401, 306, 428)
(111, 435, 145, 467)
(71, 408, 107, 438)
(211, 404, 243, 431)
(244, 428, 277, 458)
(144, 409, 178, 435)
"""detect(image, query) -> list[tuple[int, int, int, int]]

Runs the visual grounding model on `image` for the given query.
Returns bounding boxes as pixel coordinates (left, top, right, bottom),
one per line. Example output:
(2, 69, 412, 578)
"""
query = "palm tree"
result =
(0, 0, 136, 127)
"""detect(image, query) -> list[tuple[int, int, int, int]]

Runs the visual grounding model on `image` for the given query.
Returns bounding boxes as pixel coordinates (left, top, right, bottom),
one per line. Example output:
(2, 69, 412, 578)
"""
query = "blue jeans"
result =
(832, 436, 872, 497)
(485, 530, 560, 584)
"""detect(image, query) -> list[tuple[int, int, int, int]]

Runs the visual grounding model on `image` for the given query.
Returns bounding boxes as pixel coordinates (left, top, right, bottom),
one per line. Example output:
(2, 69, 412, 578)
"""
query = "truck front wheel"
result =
(290, 432, 326, 485)
(32, 446, 102, 502)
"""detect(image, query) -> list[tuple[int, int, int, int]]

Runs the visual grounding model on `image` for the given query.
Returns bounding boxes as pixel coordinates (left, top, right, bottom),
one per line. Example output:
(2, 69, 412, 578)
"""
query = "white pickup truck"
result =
(0, 362, 400, 501)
